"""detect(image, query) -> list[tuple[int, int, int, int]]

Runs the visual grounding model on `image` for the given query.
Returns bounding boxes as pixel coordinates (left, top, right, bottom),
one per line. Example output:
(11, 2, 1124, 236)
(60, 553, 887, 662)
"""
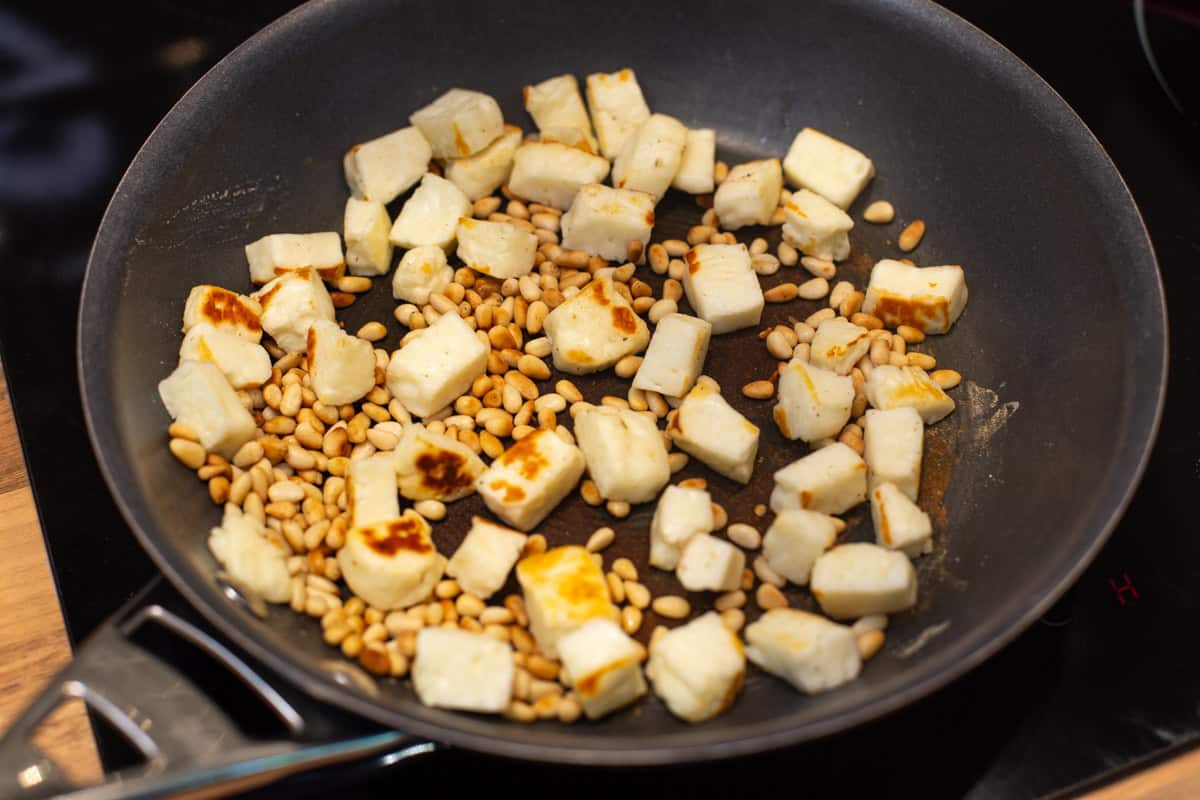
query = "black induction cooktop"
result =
(1, 2, 1197, 797)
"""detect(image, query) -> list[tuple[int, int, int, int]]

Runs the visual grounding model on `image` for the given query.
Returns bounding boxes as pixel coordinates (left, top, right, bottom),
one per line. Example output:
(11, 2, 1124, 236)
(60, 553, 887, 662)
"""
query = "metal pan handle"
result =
(0, 579, 435, 798)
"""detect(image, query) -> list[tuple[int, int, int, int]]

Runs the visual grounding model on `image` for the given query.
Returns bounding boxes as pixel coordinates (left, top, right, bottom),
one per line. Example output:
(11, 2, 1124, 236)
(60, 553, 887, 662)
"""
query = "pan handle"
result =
(0, 579, 436, 799)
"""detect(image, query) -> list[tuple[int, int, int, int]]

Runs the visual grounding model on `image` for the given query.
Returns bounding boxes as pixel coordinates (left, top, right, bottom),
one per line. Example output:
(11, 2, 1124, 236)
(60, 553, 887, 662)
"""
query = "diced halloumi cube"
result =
(631, 313, 711, 399)
(557, 619, 647, 719)
(782, 128, 875, 209)
(476, 430, 586, 531)
(781, 188, 854, 262)
(559, 183, 656, 262)
(861, 259, 969, 335)
(668, 381, 759, 484)
(863, 407, 924, 500)
(542, 276, 650, 375)
(672, 128, 715, 195)
(585, 68, 651, 159)
(761, 509, 839, 585)
(244, 232, 344, 285)
(346, 454, 401, 529)
(455, 218, 538, 279)
(337, 510, 445, 610)
(677, 533, 745, 592)
(574, 406, 670, 504)
(712, 158, 782, 230)
(523, 74, 597, 151)
(744, 609, 861, 694)
(445, 516, 527, 600)
(442, 124, 523, 201)
(810, 318, 871, 376)
(305, 319, 375, 405)
(539, 126, 598, 154)
(773, 360, 854, 443)
(343, 198, 392, 277)
(391, 245, 453, 305)
(389, 173, 472, 251)
(207, 506, 291, 604)
(183, 285, 262, 343)
(681, 244, 764, 335)
(864, 365, 955, 424)
(179, 323, 272, 389)
(158, 360, 256, 458)
(410, 88, 504, 159)
(611, 113, 687, 200)
(771, 442, 867, 515)
(343, 126, 432, 204)
(253, 268, 336, 353)
(516, 545, 618, 659)
(507, 142, 610, 210)
(392, 423, 487, 503)
(646, 612, 744, 723)
(386, 312, 488, 418)
(810, 542, 917, 619)
(650, 484, 714, 550)
(412, 627, 513, 714)
(870, 482, 933, 557)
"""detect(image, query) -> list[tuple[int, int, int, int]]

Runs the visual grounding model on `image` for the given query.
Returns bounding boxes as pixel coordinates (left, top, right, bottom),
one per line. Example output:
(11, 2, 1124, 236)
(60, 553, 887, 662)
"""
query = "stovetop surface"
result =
(0, 1, 1197, 796)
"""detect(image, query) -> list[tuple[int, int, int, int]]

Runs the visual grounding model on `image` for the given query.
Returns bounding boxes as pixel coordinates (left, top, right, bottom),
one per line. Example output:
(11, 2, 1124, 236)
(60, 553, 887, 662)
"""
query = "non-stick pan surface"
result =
(78, 0, 1165, 764)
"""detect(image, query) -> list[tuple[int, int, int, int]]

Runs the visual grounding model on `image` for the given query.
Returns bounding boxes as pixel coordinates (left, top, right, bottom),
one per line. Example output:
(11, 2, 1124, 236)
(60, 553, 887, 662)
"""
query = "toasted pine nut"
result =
(587, 526, 615, 553)
(621, 606, 643, 635)
(687, 225, 715, 245)
(742, 380, 775, 400)
(614, 355, 643, 378)
(907, 352, 937, 370)
(169, 438, 207, 469)
(863, 200, 895, 223)
(606, 499, 631, 518)
(414, 499, 446, 521)
(800, 256, 836, 279)
(711, 502, 728, 530)
(611, 557, 638, 582)
(715, 590, 746, 611)
(898, 219, 925, 252)
(754, 555, 786, 587)
(777, 241, 799, 267)
(897, 324, 925, 344)
(580, 479, 602, 506)
(336, 276, 372, 293)
(850, 312, 884, 330)
(858, 629, 886, 660)
(766, 330, 793, 360)
(852, 614, 889, 635)
(727, 523, 762, 550)
(652, 595, 690, 619)
(764, 283, 798, 303)
(752, 253, 781, 276)
(668, 451, 689, 473)
(606, 572, 625, 604)
(648, 298, 677, 324)
(930, 369, 962, 389)
(356, 321, 387, 342)
(624, 581, 651, 609)
(839, 290, 865, 318)
(870, 338, 891, 366)
(828, 280, 853, 311)
(756, 583, 788, 610)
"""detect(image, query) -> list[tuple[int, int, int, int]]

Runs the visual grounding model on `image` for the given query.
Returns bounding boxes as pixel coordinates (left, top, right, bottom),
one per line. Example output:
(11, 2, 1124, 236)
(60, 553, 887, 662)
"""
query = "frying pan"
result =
(1, 0, 1166, 795)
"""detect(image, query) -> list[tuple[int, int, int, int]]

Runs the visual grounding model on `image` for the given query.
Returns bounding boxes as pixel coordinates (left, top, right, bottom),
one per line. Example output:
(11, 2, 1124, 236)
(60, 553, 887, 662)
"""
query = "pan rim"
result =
(77, 0, 1167, 765)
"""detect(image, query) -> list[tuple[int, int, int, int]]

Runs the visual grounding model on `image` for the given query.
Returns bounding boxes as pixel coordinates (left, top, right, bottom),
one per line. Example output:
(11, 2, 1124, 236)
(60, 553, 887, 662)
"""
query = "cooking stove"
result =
(0, 1, 1196, 796)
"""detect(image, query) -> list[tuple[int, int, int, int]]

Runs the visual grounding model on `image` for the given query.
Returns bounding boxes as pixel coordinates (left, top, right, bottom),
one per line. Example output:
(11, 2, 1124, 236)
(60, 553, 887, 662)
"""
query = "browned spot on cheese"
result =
(891, 375, 946, 403)
(346, 476, 357, 523)
(773, 406, 791, 439)
(257, 268, 312, 306)
(868, 291, 949, 333)
(685, 249, 701, 274)
(201, 287, 262, 332)
(490, 479, 525, 503)
(575, 656, 636, 698)
(305, 326, 318, 373)
(499, 432, 550, 480)
(876, 491, 893, 544)
(521, 86, 532, 106)
(452, 123, 470, 157)
(617, 177, 627, 188)
(317, 263, 345, 281)
(588, 280, 610, 305)
(617, 69, 632, 82)
(611, 306, 637, 334)
(346, 144, 361, 156)
(800, 490, 813, 508)
(415, 448, 473, 496)
(644, 209, 655, 226)
(363, 516, 432, 556)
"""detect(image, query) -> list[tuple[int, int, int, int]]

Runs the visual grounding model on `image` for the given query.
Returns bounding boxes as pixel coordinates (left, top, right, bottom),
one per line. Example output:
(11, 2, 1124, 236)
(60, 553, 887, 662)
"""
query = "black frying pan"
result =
(13, 0, 1171, 790)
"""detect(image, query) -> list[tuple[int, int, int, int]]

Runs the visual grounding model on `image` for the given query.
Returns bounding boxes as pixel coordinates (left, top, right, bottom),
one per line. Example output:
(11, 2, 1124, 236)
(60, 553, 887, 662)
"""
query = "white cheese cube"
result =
(672, 128, 716, 194)
(343, 198, 392, 276)
(681, 243, 764, 335)
(781, 188, 854, 262)
(668, 381, 759, 484)
(391, 245, 453, 305)
(631, 313, 712, 399)
(809, 318, 871, 376)
(864, 365, 955, 424)
(158, 360, 256, 458)
(773, 360, 854, 443)
(574, 406, 670, 504)
(182, 285, 262, 343)
(455, 218, 538, 279)
(585, 68, 651, 159)
(386, 312, 488, 418)
(557, 619, 647, 719)
(646, 612, 744, 723)
(516, 545, 618, 659)
(676, 534, 745, 593)
(771, 442, 867, 515)
(761, 509, 839, 585)
(712, 158, 783, 230)
(744, 609, 861, 694)
(409, 88, 504, 159)
(392, 423, 487, 504)
(207, 506, 291, 604)
(412, 627, 513, 714)
(782, 128, 876, 209)
(559, 183, 656, 262)
(507, 142, 610, 210)
(650, 525, 683, 571)
(523, 74, 597, 152)
(861, 259, 969, 335)
(810, 542, 918, 619)
(346, 454, 401, 529)
(305, 319, 375, 406)
(870, 482, 933, 557)
(611, 113, 687, 200)
(650, 484, 714, 550)
(542, 276, 650, 375)
(253, 268, 336, 353)
(475, 430, 586, 531)
(863, 407, 924, 500)
(179, 323, 272, 389)
(244, 232, 345, 285)
(442, 124, 523, 201)
(445, 516, 527, 600)
(337, 510, 445, 610)
(388, 173, 472, 251)
(343, 126, 432, 204)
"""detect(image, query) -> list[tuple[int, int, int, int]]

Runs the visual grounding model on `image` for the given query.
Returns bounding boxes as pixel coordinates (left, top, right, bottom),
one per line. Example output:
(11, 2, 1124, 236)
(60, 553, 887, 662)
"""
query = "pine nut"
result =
(624, 581, 651, 609)
(796, 277, 829, 300)
(931, 369, 962, 389)
(839, 290, 865, 318)
(863, 200, 895, 223)
(721, 608, 746, 632)
(907, 352, 937, 370)
(851, 312, 884, 330)
(756, 583, 788, 610)
(687, 225, 715, 245)
(652, 595, 690, 619)
(800, 256, 837, 279)
(727, 523, 762, 550)
(516, 354, 551, 381)
(455, 593, 485, 618)
(751, 253, 781, 276)
(754, 556, 786, 587)
(828, 280, 853, 310)
(852, 614, 889, 635)
(711, 502, 728, 530)
(336, 276, 372, 293)
(766, 330, 793, 360)
(805, 307, 836, 328)
(609, 557, 638, 582)
(613, 355, 642, 379)
(857, 629, 886, 660)
(713, 161, 729, 184)
(777, 241, 799, 266)
(870, 338, 891, 366)
(897, 324, 925, 344)
(586, 527, 615, 552)
(715, 590, 746, 611)
(414, 499, 446, 521)
(749, 237, 769, 255)
(504, 700, 536, 723)
(742, 380, 775, 400)
(648, 298, 677, 324)
(580, 480, 602, 506)
(661, 239, 687, 258)
(526, 655, 559, 681)
(898, 219, 925, 252)
(648, 243, 670, 274)
(606, 499, 631, 518)
(522, 533, 548, 556)
(169, 438, 206, 469)
(621, 606, 643, 635)
(606, 572, 626, 604)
